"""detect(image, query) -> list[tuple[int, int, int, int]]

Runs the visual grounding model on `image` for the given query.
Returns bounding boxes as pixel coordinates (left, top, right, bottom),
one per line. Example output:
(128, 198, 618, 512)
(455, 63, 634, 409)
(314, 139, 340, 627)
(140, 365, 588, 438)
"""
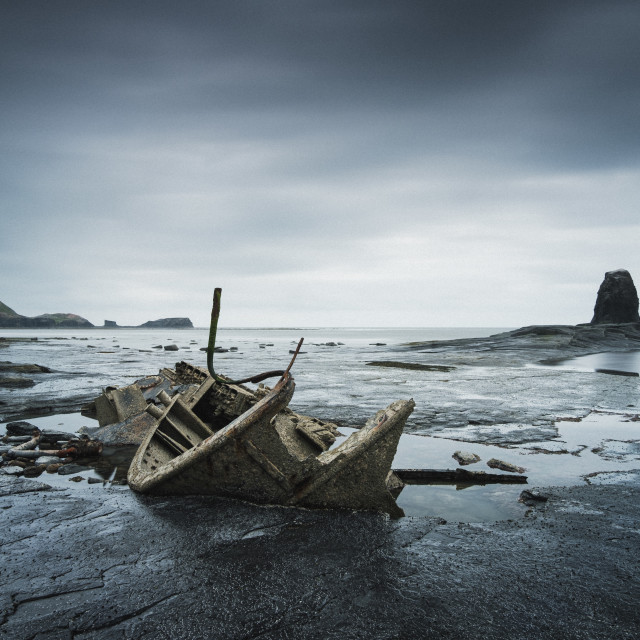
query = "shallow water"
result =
(550, 350, 640, 375)
(0, 326, 508, 428)
(331, 410, 640, 519)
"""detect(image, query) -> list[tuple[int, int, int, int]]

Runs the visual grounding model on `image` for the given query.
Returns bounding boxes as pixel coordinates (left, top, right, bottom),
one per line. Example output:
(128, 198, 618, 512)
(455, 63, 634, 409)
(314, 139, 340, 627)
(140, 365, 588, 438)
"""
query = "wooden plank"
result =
(243, 439, 292, 492)
(393, 468, 528, 485)
(155, 429, 189, 456)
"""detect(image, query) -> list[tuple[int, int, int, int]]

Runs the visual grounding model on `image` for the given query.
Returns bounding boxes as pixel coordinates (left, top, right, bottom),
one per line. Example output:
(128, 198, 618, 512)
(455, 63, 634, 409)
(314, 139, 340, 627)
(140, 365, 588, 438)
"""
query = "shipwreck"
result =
(124, 289, 414, 517)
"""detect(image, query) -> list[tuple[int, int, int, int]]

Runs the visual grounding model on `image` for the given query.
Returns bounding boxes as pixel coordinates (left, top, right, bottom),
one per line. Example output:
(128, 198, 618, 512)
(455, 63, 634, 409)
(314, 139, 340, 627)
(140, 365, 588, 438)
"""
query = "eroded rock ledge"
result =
(403, 322, 640, 367)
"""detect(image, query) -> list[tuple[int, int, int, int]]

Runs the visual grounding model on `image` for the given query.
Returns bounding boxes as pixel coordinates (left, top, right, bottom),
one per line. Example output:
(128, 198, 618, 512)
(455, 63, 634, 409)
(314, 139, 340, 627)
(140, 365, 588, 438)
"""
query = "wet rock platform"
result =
(1, 474, 639, 639)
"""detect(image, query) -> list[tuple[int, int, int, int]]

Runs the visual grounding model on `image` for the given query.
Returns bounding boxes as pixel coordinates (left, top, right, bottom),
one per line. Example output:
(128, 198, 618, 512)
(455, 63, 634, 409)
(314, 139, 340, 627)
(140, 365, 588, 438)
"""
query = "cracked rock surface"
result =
(1, 476, 639, 639)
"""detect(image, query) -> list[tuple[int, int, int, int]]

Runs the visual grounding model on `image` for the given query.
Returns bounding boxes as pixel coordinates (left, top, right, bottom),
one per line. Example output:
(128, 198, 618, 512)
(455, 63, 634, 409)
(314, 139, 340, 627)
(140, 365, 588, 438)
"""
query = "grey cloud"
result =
(4, 1, 639, 172)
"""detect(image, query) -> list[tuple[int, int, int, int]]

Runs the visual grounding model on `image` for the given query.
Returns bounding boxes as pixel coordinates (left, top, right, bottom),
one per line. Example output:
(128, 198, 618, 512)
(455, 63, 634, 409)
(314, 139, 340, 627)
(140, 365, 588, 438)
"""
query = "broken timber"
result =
(6, 437, 103, 460)
(393, 468, 528, 485)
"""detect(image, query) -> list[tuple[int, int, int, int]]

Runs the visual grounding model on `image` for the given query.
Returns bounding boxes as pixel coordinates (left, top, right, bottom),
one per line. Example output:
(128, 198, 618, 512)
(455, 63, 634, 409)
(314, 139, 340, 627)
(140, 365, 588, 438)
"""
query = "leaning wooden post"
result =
(206, 288, 226, 383)
(205, 288, 304, 385)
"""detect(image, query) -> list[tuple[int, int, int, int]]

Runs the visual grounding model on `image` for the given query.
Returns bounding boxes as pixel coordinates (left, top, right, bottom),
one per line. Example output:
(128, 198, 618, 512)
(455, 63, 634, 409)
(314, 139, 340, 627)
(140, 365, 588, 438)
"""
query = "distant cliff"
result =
(104, 318, 194, 329)
(0, 300, 194, 330)
(137, 318, 193, 329)
(0, 301, 94, 328)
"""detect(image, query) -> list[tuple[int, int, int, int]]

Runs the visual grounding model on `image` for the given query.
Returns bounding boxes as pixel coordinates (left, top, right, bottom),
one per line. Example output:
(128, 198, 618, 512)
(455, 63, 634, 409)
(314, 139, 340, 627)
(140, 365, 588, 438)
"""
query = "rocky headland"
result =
(0, 300, 193, 329)
(0, 301, 93, 328)
(401, 321, 640, 369)
(104, 317, 194, 329)
(401, 269, 640, 368)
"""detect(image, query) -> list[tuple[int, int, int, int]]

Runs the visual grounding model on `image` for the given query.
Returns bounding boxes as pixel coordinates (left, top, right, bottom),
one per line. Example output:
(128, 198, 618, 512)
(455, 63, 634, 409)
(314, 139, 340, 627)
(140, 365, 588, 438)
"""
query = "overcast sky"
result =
(1, 1, 639, 327)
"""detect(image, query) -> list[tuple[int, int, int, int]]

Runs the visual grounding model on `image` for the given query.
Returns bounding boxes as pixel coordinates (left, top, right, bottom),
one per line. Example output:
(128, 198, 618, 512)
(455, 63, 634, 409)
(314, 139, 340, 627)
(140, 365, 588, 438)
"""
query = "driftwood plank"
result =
(393, 468, 528, 485)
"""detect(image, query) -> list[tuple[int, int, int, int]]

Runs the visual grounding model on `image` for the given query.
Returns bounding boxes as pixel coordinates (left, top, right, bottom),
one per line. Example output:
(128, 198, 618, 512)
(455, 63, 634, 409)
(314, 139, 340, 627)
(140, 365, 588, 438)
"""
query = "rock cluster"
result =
(0, 361, 52, 389)
(591, 269, 640, 324)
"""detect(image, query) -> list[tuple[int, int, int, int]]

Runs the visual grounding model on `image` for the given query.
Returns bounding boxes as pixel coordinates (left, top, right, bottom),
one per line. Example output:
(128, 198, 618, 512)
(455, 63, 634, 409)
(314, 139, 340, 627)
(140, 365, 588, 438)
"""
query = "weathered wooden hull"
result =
(128, 374, 296, 499)
(128, 372, 414, 517)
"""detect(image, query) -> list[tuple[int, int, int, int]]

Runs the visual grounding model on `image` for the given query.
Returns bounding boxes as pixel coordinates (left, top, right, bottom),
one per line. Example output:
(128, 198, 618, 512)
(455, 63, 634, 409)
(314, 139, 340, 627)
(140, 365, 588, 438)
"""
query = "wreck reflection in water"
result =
(328, 427, 529, 521)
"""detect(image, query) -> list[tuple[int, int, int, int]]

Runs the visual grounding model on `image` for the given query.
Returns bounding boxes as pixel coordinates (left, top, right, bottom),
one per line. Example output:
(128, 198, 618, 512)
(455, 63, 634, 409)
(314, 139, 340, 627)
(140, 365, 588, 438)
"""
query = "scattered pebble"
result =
(23, 465, 46, 478)
(487, 458, 526, 474)
(519, 489, 549, 505)
(1, 466, 22, 476)
(453, 451, 481, 466)
(58, 464, 91, 476)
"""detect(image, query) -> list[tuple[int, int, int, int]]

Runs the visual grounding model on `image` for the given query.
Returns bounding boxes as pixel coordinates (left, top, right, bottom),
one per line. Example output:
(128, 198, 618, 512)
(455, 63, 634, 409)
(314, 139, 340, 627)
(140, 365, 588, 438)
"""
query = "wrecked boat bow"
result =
(127, 290, 414, 515)
(126, 288, 415, 516)
(127, 368, 414, 517)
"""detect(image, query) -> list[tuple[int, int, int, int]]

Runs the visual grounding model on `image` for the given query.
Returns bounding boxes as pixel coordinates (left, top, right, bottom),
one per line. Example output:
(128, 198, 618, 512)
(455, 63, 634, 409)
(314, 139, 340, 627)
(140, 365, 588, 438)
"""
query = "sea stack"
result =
(591, 269, 640, 324)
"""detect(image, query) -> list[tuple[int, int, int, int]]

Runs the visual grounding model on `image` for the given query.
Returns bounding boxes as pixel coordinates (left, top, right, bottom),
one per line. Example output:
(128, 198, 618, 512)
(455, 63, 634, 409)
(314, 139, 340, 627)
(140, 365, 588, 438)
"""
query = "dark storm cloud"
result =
(3, 1, 639, 165)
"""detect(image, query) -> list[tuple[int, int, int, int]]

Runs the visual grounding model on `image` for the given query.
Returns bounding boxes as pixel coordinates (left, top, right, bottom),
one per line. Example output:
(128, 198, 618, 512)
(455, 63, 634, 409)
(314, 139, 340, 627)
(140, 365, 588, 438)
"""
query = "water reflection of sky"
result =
(335, 410, 640, 521)
(549, 351, 640, 375)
